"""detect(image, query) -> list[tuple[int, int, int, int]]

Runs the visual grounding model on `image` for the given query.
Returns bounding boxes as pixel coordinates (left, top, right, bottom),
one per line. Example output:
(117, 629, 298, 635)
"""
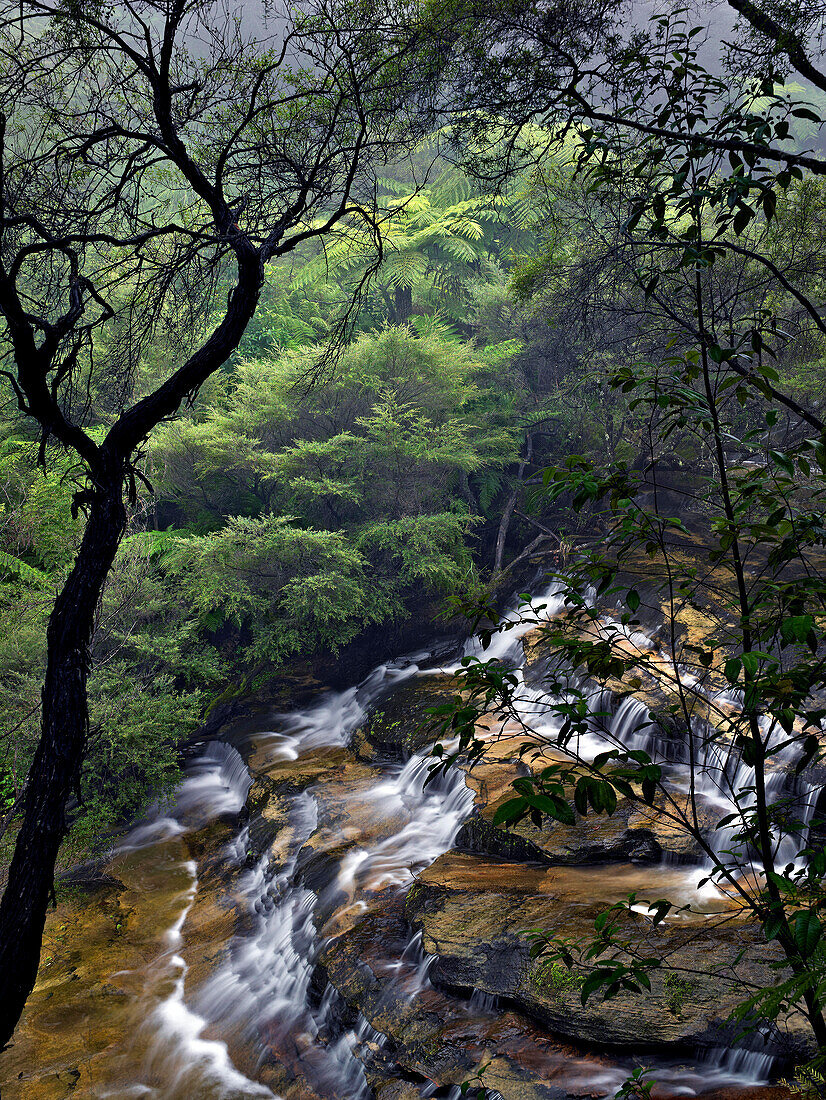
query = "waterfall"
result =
(118, 741, 252, 853)
(46, 574, 797, 1098)
(118, 648, 475, 1099)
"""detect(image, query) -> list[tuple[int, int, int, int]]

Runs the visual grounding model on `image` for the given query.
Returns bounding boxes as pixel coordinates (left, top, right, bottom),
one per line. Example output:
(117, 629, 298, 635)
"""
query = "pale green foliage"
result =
(357, 512, 474, 592)
(291, 164, 534, 323)
(151, 326, 518, 529)
(0, 551, 47, 587)
(146, 327, 513, 669)
(0, 441, 83, 570)
(163, 515, 384, 663)
(233, 263, 332, 358)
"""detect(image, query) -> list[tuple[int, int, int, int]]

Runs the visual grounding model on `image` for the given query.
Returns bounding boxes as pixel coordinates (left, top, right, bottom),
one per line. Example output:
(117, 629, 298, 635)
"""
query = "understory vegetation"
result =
(0, 161, 560, 847)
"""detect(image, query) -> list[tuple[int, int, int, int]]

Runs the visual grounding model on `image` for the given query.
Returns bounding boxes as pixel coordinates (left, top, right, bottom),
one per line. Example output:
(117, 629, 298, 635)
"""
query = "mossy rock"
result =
(354, 674, 462, 761)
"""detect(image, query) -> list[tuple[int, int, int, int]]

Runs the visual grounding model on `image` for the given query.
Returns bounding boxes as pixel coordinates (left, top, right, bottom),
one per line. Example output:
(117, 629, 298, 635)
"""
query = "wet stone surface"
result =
(0, 595, 801, 1099)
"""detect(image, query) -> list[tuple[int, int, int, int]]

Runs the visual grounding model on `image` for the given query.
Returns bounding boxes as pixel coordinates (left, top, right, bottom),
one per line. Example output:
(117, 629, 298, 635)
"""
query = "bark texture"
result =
(0, 478, 126, 1047)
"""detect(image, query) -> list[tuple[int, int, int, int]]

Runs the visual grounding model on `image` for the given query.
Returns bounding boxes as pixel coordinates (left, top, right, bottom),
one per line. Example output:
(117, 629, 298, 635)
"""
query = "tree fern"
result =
(119, 529, 192, 566)
(0, 551, 48, 586)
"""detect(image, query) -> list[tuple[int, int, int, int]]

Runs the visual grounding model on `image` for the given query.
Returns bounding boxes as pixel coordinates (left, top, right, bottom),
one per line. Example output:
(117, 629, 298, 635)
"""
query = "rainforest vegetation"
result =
(4, 0, 826, 1094)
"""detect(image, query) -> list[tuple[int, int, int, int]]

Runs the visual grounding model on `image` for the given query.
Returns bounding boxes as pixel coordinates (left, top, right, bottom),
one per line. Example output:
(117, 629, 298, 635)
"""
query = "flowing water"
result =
(0, 582, 796, 1099)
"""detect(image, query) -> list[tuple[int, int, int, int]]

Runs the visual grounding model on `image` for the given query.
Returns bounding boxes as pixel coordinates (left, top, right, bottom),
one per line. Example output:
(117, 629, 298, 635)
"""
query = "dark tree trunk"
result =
(394, 284, 413, 323)
(0, 476, 126, 1048)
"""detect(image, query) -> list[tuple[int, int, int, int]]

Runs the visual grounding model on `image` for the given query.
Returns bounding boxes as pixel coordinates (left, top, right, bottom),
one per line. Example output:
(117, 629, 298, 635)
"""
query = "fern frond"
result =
(119, 529, 192, 565)
(0, 550, 48, 586)
(376, 176, 411, 195)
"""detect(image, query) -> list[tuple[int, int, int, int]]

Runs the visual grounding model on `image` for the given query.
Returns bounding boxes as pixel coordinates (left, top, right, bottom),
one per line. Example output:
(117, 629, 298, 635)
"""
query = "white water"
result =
(109, 649, 474, 1099)
(88, 578, 789, 1099)
(117, 742, 252, 853)
(442, 580, 570, 670)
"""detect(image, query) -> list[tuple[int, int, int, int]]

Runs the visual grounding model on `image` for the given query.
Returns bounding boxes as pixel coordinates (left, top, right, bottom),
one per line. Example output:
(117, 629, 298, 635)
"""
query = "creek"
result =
(0, 582, 799, 1099)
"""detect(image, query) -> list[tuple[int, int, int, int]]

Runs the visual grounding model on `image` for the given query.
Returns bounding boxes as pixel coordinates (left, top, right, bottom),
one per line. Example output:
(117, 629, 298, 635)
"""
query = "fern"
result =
(0, 550, 48, 586)
(409, 313, 462, 342)
(376, 175, 411, 195)
(481, 339, 525, 364)
(119, 529, 192, 565)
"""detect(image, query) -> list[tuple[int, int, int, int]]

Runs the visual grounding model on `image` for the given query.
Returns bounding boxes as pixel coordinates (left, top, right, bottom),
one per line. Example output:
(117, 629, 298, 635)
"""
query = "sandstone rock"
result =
(405, 851, 811, 1060)
(320, 894, 637, 1100)
(458, 752, 710, 866)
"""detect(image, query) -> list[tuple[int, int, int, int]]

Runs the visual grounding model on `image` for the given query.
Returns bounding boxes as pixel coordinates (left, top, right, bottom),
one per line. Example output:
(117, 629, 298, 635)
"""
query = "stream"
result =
(0, 582, 798, 1099)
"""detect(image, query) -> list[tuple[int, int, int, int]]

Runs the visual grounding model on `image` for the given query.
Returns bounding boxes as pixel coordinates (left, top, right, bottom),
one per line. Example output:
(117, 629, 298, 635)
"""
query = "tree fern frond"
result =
(376, 176, 411, 194)
(381, 251, 428, 288)
(119, 529, 192, 565)
(439, 235, 483, 262)
(0, 550, 48, 586)
(409, 313, 463, 342)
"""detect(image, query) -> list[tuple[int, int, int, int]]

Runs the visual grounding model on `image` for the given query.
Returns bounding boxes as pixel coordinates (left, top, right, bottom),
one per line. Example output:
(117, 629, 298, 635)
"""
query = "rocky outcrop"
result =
(405, 852, 811, 1062)
(351, 674, 461, 762)
(320, 893, 640, 1100)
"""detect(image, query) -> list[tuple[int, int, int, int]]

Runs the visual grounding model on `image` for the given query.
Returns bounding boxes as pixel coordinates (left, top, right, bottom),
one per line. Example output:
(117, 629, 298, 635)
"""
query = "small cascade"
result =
(435, 1087, 505, 1100)
(444, 581, 569, 671)
(134, 861, 276, 1100)
(694, 1044, 776, 1083)
(255, 658, 422, 762)
(487, 581, 817, 883)
(691, 712, 820, 871)
(127, 649, 476, 1099)
(610, 696, 659, 756)
(395, 930, 437, 998)
(15, 574, 800, 1100)
(339, 748, 476, 896)
(118, 741, 252, 853)
(467, 988, 500, 1014)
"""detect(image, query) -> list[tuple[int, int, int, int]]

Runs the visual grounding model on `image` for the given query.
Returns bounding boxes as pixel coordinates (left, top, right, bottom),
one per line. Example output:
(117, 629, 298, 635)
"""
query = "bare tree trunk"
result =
(494, 433, 534, 572)
(0, 477, 125, 1048)
(494, 487, 520, 572)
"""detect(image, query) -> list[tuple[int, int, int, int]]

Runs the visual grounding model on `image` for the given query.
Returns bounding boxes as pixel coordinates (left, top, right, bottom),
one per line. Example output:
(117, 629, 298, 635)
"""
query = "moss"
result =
(534, 960, 585, 994)
(663, 972, 695, 1017)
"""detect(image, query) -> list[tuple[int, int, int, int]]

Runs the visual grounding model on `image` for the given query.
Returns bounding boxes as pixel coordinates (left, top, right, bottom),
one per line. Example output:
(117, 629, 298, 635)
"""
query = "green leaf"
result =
(769, 450, 794, 477)
(626, 588, 640, 612)
(493, 797, 527, 826)
(741, 652, 759, 676)
(581, 970, 610, 1005)
(574, 778, 589, 817)
(793, 911, 822, 959)
(762, 913, 784, 942)
(724, 658, 742, 684)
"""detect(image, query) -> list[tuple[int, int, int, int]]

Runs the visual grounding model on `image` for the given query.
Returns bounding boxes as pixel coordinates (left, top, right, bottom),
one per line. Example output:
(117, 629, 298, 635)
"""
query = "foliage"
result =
(150, 326, 519, 530)
(290, 162, 535, 325)
(0, 324, 523, 848)
(430, 1, 826, 1069)
(781, 1064, 826, 1096)
(662, 973, 695, 1017)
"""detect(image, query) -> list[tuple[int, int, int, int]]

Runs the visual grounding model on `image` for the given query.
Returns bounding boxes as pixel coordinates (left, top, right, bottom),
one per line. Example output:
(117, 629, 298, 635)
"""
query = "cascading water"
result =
(3, 578, 795, 1099)
(91, 651, 476, 1100)
(483, 596, 826, 1088)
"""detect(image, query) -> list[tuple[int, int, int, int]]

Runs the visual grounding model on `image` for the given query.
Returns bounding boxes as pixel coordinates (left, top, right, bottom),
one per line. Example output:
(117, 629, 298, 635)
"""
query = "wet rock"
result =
(459, 752, 709, 866)
(456, 806, 665, 867)
(353, 674, 461, 762)
(406, 852, 812, 1061)
(320, 895, 634, 1100)
(371, 1081, 424, 1100)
